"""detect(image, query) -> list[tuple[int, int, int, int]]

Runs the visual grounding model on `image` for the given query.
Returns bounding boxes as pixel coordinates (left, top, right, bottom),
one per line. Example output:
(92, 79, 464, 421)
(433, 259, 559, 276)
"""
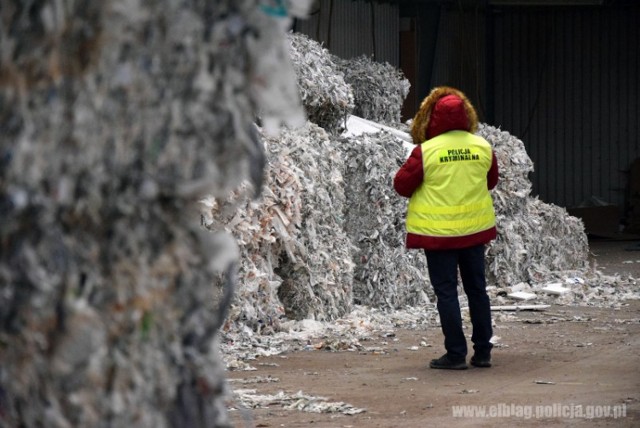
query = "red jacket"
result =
(394, 87, 499, 250)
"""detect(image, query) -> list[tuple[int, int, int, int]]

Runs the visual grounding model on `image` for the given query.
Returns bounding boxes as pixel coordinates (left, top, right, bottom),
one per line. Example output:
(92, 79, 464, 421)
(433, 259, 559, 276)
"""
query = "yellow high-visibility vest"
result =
(406, 130, 496, 237)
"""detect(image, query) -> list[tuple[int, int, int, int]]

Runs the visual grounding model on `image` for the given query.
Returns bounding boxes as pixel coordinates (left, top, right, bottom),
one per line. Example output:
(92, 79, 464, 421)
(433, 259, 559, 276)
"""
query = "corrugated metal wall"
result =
(430, 5, 488, 121)
(294, 0, 400, 66)
(490, 6, 640, 209)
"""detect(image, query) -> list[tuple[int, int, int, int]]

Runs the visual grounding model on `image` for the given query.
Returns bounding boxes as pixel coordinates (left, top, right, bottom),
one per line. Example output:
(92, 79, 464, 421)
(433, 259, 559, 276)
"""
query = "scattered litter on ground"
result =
(231, 389, 366, 415)
(228, 376, 280, 385)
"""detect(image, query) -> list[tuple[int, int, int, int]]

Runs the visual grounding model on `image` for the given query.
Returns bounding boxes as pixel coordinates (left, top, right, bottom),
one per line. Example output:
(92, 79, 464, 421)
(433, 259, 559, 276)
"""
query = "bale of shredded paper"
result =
(336, 55, 411, 125)
(478, 124, 590, 288)
(287, 32, 355, 133)
(0, 1, 311, 427)
(338, 131, 433, 308)
(204, 123, 354, 331)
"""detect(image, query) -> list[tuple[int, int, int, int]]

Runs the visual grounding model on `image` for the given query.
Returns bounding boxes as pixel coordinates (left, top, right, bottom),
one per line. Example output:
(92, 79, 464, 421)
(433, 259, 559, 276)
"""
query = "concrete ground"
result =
(588, 237, 640, 278)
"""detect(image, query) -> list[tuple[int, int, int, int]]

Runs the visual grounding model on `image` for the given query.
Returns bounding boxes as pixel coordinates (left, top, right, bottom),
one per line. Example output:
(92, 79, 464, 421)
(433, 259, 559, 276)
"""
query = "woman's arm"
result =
(394, 146, 424, 198)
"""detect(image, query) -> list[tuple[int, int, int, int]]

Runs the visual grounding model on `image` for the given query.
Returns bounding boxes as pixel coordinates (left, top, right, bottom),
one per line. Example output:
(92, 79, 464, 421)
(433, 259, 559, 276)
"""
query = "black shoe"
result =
(429, 354, 468, 370)
(470, 354, 491, 368)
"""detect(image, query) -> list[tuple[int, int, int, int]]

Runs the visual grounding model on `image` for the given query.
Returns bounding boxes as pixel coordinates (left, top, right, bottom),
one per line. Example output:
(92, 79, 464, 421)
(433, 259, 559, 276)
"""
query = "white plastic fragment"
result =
(542, 283, 571, 295)
(491, 305, 551, 311)
(507, 291, 538, 301)
(509, 282, 530, 293)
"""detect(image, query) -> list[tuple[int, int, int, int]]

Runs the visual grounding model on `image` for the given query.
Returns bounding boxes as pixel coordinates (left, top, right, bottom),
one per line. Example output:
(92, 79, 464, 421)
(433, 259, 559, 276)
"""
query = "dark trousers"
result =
(425, 245, 493, 361)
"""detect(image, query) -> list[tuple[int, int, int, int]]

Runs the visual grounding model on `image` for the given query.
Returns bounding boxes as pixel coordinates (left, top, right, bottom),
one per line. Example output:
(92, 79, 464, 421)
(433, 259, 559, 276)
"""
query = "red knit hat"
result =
(426, 94, 470, 139)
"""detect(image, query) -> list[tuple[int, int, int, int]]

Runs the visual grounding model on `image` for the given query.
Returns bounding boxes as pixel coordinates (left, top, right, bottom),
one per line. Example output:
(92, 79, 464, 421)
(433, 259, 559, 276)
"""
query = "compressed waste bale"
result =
(204, 123, 354, 331)
(0, 1, 311, 427)
(287, 32, 355, 133)
(478, 124, 590, 288)
(271, 124, 354, 322)
(336, 55, 410, 126)
(337, 131, 433, 309)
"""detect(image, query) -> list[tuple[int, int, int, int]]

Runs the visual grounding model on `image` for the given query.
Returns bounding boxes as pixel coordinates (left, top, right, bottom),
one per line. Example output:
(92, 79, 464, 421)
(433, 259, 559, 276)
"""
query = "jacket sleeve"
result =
(394, 146, 424, 198)
(487, 151, 499, 190)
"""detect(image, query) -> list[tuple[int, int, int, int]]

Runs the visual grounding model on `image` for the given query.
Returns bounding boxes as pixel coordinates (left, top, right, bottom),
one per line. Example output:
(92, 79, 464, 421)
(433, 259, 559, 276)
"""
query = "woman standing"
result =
(394, 86, 499, 370)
